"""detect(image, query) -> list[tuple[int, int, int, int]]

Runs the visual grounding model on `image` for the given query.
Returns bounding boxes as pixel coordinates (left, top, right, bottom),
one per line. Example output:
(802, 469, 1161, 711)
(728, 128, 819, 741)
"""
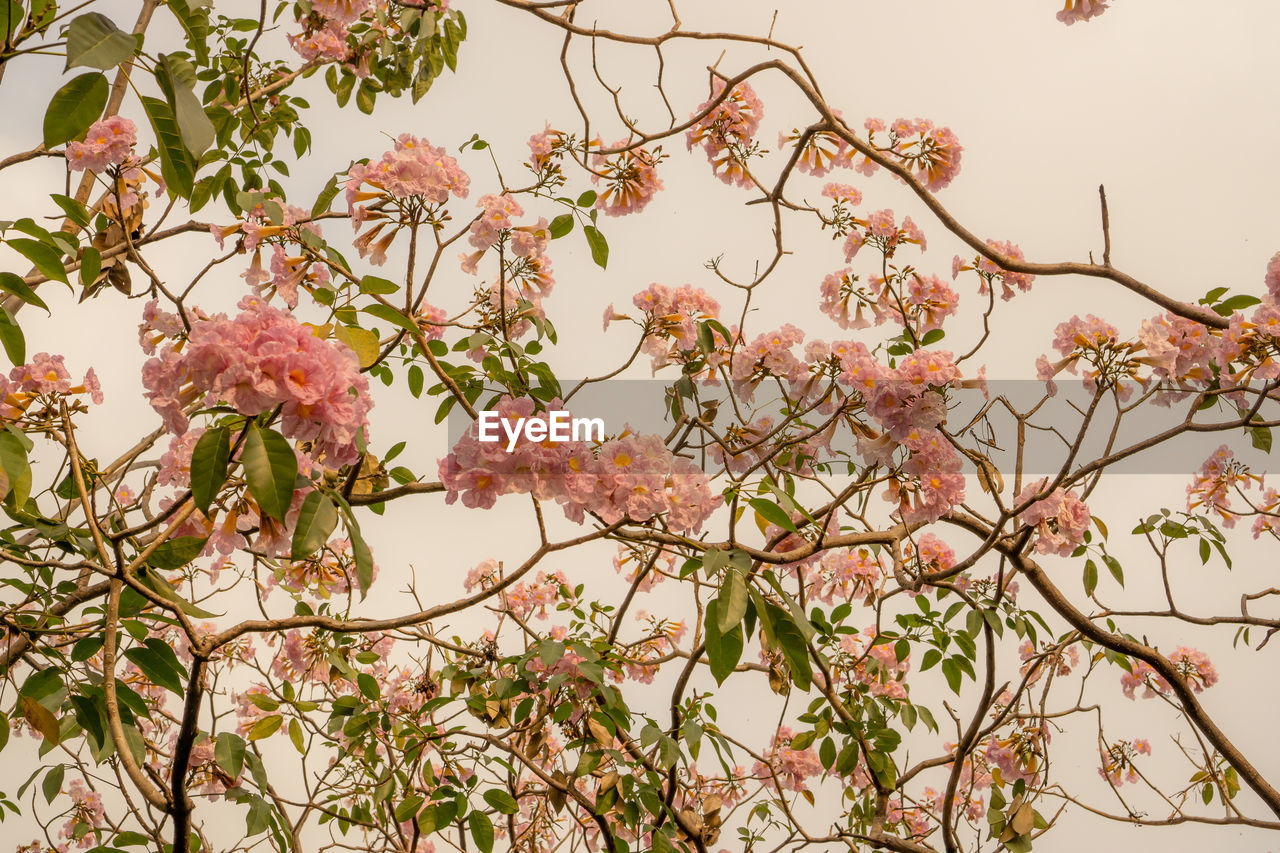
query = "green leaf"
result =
(748, 497, 797, 533)
(215, 732, 246, 778)
(704, 600, 743, 686)
(288, 718, 305, 753)
(165, 0, 210, 64)
(582, 225, 608, 269)
(1214, 294, 1262, 316)
(358, 275, 399, 295)
(469, 811, 495, 853)
(312, 174, 340, 217)
(0, 427, 32, 505)
(248, 714, 282, 741)
(7, 238, 67, 283)
(0, 306, 23, 366)
(1250, 423, 1272, 454)
(135, 566, 220, 618)
(483, 789, 518, 815)
(148, 535, 209, 569)
(156, 53, 215, 156)
(242, 425, 298, 521)
(769, 604, 813, 691)
(1102, 554, 1124, 587)
(0, 272, 48, 312)
(291, 491, 338, 559)
(189, 425, 230, 513)
(334, 324, 380, 369)
(920, 328, 946, 345)
(66, 12, 138, 70)
(349, 515, 374, 598)
(716, 567, 749, 633)
(42, 764, 65, 804)
(140, 95, 196, 198)
(52, 194, 94, 229)
(43, 72, 110, 148)
(79, 246, 102, 288)
(123, 645, 185, 695)
(548, 213, 574, 239)
(1083, 559, 1098, 597)
(363, 303, 419, 334)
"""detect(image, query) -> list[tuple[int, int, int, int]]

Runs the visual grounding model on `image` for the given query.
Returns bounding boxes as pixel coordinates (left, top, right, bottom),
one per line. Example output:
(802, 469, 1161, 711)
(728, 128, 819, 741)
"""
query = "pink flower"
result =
(141, 297, 373, 467)
(593, 141, 665, 216)
(1057, 0, 1109, 25)
(1016, 479, 1091, 557)
(752, 727, 822, 793)
(288, 22, 350, 62)
(65, 116, 136, 172)
(686, 80, 764, 188)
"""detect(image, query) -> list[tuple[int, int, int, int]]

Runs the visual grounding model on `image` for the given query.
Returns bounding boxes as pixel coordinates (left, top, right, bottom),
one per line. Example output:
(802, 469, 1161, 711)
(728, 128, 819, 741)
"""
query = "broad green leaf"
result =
(716, 566, 748, 633)
(0, 427, 31, 505)
(148, 535, 208, 569)
(189, 425, 230, 513)
(748, 497, 797, 533)
(51, 194, 94, 229)
(769, 603, 813, 691)
(312, 174, 340, 217)
(134, 565, 220, 618)
(43, 72, 109, 148)
(78, 246, 102, 288)
(349, 516, 374, 598)
(247, 714, 282, 741)
(583, 224, 608, 269)
(7, 237, 67, 283)
(288, 718, 304, 753)
(140, 95, 196, 198)
(0, 272, 47, 312)
(242, 424, 298, 521)
(123, 645, 185, 695)
(215, 732, 246, 778)
(156, 53, 214, 156)
(704, 599, 743, 686)
(165, 0, 210, 64)
(363, 303, 419, 334)
(334, 324, 380, 369)
(358, 275, 399, 295)
(548, 213, 574, 239)
(469, 811, 495, 853)
(65, 12, 138, 70)
(42, 764, 65, 804)
(483, 789, 518, 815)
(291, 491, 338, 559)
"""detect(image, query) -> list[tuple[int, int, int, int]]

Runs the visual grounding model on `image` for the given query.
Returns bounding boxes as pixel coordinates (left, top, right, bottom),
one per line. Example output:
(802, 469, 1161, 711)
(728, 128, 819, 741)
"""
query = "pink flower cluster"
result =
(839, 628, 910, 699)
(1099, 738, 1151, 786)
(592, 141, 665, 216)
(804, 546, 883, 604)
(624, 283, 723, 371)
(289, 23, 349, 62)
(1137, 312, 1218, 382)
(1015, 479, 1091, 557)
(345, 134, 470, 211)
(1, 353, 102, 419)
(954, 239, 1036, 300)
(65, 116, 136, 172)
(887, 116, 964, 191)
(141, 296, 372, 467)
(1121, 647, 1217, 698)
(1186, 444, 1258, 528)
(781, 126, 853, 176)
(686, 80, 764, 187)
(439, 397, 721, 533)
(1058, 0, 1109, 25)
(752, 727, 822, 793)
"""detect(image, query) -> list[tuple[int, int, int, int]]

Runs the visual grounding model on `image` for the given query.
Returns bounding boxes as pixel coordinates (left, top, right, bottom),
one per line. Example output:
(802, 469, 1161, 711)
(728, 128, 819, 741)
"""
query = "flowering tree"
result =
(1, 1, 1278, 852)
